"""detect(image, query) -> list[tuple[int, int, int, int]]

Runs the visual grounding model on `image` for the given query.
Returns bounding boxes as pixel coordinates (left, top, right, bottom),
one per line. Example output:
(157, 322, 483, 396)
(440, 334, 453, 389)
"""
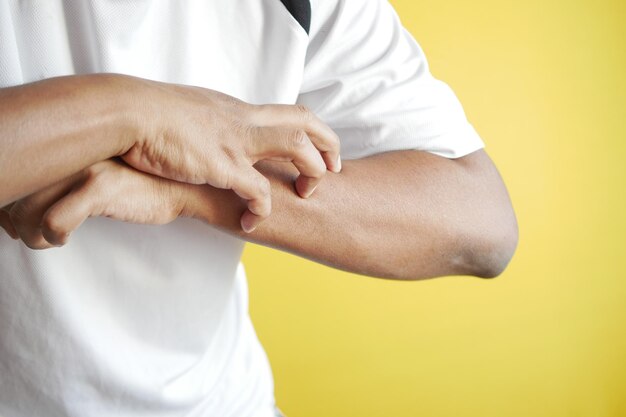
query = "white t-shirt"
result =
(0, 1, 484, 416)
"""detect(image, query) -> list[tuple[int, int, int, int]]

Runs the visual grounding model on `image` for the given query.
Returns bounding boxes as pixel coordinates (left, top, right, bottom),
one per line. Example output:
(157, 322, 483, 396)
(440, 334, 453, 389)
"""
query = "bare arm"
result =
(0, 75, 138, 205)
(2, 148, 517, 280)
(186, 148, 518, 280)
(0, 75, 339, 230)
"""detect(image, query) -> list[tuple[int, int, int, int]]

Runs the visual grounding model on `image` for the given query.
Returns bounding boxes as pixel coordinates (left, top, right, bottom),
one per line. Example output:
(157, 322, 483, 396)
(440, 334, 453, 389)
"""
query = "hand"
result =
(125, 80, 341, 232)
(0, 160, 188, 249)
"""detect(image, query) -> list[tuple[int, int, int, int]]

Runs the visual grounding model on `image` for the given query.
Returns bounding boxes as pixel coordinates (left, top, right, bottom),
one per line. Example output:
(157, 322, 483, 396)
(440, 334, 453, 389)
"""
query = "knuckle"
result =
(289, 129, 308, 149)
(41, 213, 65, 237)
(214, 90, 249, 111)
(225, 94, 244, 108)
(245, 103, 267, 125)
(9, 202, 29, 225)
(311, 161, 326, 178)
(242, 125, 267, 161)
(257, 177, 271, 199)
(83, 164, 101, 182)
(220, 143, 240, 164)
(41, 213, 70, 247)
(221, 170, 234, 190)
(209, 161, 234, 189)
(83, 168, 105, 191)
(294, 104, 313, 122)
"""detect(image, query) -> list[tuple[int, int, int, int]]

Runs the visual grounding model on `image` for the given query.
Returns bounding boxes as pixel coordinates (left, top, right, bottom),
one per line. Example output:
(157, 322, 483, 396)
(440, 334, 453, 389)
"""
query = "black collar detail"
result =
(278, 0, 311, 34)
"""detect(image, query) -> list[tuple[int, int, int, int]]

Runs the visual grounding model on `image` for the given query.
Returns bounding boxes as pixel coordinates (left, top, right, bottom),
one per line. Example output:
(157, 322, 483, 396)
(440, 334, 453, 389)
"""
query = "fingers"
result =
(229, 166, 272, 233)
(251, 104, 342, 173)
(5, 159, 187, 248)
(0, 205, 18, 239)
(7, 175, 82, 249)
(250, 127, 326, 199)
(40, 161, 180, 244)
(40, 186, 95, 246)
(6, 187, 93, 249)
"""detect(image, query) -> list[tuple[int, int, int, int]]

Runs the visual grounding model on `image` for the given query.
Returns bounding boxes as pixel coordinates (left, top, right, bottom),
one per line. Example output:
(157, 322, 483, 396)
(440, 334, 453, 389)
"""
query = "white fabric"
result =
(0, 1, 484, 416)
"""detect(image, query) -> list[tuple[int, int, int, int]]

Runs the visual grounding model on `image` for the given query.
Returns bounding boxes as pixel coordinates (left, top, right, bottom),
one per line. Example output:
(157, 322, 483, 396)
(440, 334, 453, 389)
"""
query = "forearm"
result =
(186, 149, 518, 280)
(0, 74, 144, 206)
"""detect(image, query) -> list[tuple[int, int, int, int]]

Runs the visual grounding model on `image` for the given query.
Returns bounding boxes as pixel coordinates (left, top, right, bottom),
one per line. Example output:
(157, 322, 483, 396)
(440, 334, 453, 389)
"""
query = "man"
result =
(0, 1, 517, 416)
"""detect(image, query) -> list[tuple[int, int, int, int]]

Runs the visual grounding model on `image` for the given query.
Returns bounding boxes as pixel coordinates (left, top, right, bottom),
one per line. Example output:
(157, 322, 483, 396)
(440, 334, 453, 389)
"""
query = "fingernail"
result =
(241, 218, 256, 234)
(304, 185, 318, 198)
(335, 155, 342, 172)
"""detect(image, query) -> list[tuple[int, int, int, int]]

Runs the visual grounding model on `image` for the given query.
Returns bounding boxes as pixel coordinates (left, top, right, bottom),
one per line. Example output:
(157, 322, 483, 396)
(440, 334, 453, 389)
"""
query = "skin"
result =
(0, 75, 518, 280)
(0, 74, 341, 231)
(0, 150, 517, 280)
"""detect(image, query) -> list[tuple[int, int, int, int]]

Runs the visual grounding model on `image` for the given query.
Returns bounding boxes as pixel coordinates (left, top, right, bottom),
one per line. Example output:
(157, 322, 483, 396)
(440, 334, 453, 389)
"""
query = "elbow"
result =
(371, 210, 519, 281)
(465, 212, 519, 279)
(474, 230, 518, 278)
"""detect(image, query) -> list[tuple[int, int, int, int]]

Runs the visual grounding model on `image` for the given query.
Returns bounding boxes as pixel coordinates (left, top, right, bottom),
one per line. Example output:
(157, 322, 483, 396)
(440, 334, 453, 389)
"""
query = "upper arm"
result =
(299, 0, 484, 160)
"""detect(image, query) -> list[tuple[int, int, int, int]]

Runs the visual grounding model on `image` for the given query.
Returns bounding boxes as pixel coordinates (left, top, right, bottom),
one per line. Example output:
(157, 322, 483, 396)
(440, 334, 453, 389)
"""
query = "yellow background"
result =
(243, 0, 626, 416)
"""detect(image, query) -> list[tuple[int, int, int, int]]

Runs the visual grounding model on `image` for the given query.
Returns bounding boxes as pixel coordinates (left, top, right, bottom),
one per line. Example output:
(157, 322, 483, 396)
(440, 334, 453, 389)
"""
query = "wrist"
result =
(100, 74, 155, 157)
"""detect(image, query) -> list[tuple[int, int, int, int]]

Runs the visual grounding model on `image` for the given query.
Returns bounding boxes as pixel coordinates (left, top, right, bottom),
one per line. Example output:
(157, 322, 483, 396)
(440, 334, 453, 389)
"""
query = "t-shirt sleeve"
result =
(297, 0, 485, 160)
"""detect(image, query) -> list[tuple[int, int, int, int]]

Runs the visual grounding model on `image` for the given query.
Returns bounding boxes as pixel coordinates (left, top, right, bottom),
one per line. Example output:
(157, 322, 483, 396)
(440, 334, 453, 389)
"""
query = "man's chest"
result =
(0, 0, 308, 104)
